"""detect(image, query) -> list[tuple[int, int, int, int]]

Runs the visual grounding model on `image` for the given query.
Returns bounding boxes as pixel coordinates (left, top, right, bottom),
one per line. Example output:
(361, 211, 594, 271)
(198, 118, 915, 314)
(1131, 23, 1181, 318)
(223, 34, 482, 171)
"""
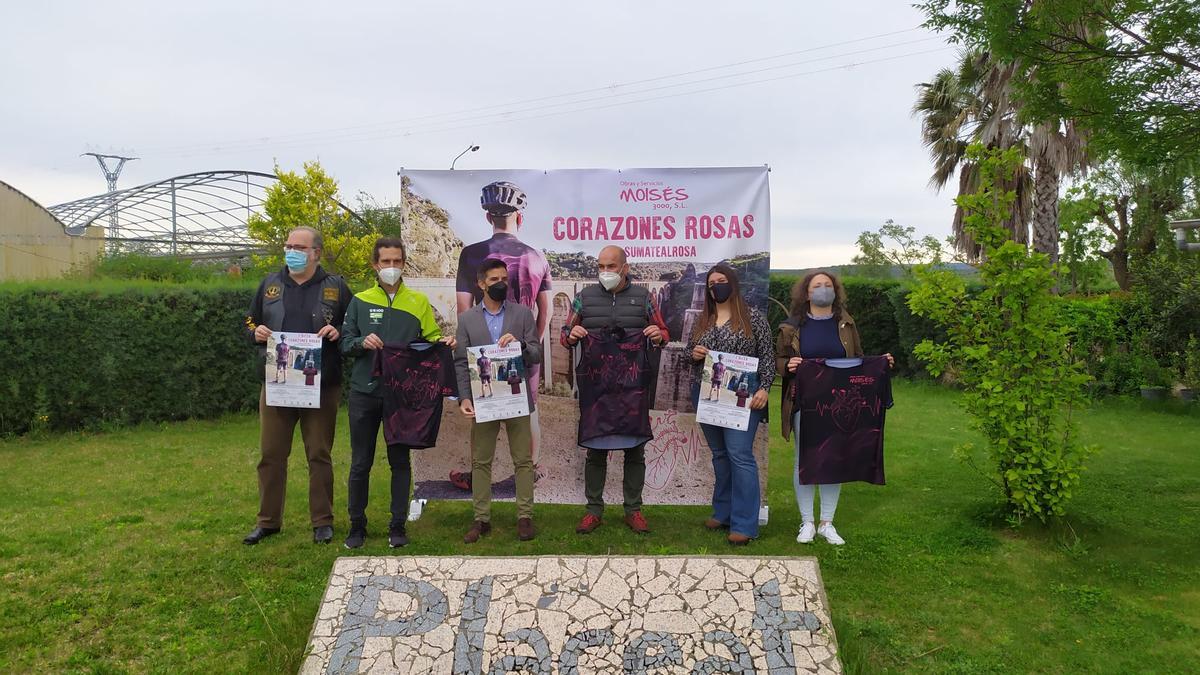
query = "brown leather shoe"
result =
(463, 520, 491, 544)
(624, 510, 650, 534)
(704, 518, 729, 531)
(575, 513, 602, 534)
(517, 517, 536, 541)
(728, 532, 752, 546)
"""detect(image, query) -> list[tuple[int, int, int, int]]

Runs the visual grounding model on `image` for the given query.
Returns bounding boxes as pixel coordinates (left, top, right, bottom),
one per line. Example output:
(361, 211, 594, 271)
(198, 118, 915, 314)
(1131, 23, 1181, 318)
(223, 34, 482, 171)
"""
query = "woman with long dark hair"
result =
(777, 270, 891, 546)
(687, 264, 776, 545)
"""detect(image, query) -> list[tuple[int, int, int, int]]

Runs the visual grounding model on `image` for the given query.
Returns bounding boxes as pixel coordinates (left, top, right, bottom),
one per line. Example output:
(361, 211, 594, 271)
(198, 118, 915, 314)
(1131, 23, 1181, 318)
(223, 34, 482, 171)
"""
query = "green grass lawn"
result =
(1, 381, 1197, 673)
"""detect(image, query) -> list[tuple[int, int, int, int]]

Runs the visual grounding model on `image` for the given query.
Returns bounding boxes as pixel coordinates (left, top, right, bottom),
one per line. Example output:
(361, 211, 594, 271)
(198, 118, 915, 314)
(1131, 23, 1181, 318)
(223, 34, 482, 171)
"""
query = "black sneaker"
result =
(388, 527, 409, 548)
(344, 524, 366, 549)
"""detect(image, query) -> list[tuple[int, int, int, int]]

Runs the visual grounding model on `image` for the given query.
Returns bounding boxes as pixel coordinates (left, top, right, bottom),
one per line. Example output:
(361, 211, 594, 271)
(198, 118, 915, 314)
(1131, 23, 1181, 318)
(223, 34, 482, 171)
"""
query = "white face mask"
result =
(378, 267, 402, 286)
(599, 271, 622, 291)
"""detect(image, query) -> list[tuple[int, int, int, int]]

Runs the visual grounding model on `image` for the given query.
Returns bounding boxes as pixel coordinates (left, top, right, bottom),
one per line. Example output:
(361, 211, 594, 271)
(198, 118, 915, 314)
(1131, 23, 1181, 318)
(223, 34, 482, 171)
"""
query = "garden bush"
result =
(0, 281, 260, 435)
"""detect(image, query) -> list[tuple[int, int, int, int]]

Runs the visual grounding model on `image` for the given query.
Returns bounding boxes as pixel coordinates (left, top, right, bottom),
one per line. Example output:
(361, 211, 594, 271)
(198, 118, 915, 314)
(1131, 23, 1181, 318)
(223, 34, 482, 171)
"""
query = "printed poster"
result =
(695, 351, 759, 431)
(401, 167, 770, 507)
(467, 343, 530, 423)
(264, 332, 323, 408)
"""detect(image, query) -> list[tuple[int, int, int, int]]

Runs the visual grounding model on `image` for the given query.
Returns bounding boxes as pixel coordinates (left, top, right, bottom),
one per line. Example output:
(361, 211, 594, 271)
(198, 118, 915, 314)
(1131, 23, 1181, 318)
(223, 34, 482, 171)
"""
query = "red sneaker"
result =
(449, 470, 472, 491)
(575, 513, 602, 534)
(624, 511, 650, 534)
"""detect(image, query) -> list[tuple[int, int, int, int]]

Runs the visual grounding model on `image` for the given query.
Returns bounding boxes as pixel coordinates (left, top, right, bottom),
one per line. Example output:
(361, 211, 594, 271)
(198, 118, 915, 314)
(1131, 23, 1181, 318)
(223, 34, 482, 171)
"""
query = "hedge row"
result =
(768, 274, 1160, 392)
(0, 276, 1184, 435)
(0, 282, 261, 435)
(768, 275, 936, 376)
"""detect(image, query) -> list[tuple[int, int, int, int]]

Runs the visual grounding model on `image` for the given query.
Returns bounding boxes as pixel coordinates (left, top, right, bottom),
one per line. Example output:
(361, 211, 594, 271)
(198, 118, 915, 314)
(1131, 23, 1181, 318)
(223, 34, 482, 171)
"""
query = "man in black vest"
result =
(242, 226, 352, 545)
(561, 245, 668, 535)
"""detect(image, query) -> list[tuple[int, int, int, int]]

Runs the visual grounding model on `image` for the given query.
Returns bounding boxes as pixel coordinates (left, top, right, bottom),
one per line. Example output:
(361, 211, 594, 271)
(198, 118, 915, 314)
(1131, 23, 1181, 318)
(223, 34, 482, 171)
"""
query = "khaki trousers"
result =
(470, 414, 535, 522)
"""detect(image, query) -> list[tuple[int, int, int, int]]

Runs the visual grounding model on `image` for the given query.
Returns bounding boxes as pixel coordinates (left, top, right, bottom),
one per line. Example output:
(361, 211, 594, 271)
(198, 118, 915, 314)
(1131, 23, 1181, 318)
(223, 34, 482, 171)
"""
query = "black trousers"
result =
(347, 390, 411, 530)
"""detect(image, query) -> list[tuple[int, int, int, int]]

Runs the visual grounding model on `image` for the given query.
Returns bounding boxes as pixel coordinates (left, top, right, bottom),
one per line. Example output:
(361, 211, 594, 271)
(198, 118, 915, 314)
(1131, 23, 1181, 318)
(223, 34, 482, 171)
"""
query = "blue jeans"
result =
(697, 402, 764, 538)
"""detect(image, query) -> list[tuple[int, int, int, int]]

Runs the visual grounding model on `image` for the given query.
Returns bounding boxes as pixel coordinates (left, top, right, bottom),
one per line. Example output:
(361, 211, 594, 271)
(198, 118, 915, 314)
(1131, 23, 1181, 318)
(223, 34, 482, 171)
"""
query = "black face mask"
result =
(486, 281, 508, 301)
(709, 282, 733, 304)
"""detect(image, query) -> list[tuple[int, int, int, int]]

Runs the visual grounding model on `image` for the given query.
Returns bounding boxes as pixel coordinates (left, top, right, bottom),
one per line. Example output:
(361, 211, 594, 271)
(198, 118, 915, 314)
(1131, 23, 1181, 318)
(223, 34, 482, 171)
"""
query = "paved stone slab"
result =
(302, 556, 840, 674)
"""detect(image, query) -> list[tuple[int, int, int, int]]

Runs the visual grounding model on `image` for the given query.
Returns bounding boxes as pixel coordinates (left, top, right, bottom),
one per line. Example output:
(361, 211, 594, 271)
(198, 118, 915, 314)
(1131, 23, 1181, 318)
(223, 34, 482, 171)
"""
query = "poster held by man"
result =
(466, 343, 530, 423)
(264, 332, 324, 408)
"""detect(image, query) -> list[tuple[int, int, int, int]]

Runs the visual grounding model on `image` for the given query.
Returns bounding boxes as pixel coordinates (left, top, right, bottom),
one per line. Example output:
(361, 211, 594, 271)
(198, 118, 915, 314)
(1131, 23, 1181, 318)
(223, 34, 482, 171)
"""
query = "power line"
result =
(145, 26, 932, 155)
(157, 46, 953, 158)
(156, 36, 945, 158)
(387, 46, 956, 142)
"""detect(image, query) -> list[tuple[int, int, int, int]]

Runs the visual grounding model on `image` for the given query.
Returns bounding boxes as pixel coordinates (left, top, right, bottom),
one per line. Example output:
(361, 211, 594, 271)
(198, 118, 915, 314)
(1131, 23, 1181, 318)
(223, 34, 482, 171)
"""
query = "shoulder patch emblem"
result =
(265, 284, 281, 299)
(323, 287, 339, 302)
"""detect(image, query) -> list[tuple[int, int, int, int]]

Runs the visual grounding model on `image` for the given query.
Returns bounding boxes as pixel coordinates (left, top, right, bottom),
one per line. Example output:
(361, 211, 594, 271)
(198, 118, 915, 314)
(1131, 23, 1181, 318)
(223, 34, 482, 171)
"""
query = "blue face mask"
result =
(285, 250, 309, 271)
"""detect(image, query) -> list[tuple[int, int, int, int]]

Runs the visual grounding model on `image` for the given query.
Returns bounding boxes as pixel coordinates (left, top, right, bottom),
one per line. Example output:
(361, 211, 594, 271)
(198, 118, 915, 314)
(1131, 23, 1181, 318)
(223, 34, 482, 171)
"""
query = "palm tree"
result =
(914, 50, 1031, 260)
(1028, 119, 1089, 264)
(916, 50, 1091, 265)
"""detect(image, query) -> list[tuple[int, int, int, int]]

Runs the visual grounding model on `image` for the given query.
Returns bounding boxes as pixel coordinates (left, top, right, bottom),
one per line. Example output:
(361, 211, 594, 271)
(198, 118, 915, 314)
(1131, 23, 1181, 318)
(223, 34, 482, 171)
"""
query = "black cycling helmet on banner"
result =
(480, 181, 527, 214)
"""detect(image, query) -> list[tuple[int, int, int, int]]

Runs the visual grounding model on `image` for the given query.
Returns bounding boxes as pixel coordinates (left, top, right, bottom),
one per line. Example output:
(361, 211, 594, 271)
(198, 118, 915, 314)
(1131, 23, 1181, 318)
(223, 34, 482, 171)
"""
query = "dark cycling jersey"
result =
(576, 328, 653, 450)
(374, 342, 458, 449)
(790, 356, 892, 485)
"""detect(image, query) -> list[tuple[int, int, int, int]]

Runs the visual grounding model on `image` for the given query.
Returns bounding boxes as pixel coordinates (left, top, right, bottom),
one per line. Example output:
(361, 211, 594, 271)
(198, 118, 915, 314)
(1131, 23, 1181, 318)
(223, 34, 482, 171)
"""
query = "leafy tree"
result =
(852, 219, 953, 278)
(1058, 159, 1196, 290)
(1056, 188, 1113, 294)
(246, 162, 377, 285)
(918, 0, 1200, 168)
(354, 192, 403, 239)
(909, 144, 1094, 523)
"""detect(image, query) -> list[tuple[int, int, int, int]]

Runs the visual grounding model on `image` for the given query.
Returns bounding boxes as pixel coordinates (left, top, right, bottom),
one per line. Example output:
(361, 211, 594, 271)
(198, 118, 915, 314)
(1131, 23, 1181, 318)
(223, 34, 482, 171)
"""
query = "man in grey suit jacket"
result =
(454, 259, 541, 543)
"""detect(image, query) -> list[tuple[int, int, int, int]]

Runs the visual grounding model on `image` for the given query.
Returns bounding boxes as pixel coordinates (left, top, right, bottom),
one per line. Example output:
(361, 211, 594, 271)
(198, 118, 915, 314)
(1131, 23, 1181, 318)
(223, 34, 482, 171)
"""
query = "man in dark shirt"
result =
(562, 245, 668, 535)
(477, 349, 493, 399)
(243, 226, 352, 546)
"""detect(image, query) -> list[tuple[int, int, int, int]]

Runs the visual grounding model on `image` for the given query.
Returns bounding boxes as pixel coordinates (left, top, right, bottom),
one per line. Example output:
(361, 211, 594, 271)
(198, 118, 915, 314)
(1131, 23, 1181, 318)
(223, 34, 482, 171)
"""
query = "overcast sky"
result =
(0, 1, 960, 268)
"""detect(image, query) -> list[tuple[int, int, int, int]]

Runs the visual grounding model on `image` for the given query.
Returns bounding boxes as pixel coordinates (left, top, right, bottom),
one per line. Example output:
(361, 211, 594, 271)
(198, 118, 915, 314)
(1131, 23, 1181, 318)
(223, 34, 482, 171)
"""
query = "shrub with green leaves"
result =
(0, 281, 260, 435)
(908, 144, 1095, 522)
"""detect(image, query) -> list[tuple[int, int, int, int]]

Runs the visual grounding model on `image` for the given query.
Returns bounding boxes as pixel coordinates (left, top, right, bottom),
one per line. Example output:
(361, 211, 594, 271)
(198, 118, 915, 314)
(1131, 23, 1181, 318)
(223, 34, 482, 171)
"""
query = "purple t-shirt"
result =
(711, 360, 726, 384)
(455, 233, 552, 308)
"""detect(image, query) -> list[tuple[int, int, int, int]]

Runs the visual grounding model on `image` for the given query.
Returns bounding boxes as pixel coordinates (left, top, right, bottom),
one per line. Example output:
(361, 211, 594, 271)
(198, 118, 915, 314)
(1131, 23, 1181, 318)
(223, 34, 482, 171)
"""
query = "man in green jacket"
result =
(339, 237, 455, 549)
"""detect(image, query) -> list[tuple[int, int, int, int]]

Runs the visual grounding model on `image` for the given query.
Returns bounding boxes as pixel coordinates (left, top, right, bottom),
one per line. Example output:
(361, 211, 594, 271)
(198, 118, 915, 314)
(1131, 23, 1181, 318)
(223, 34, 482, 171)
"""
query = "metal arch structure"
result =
(47, 170, 364, 257)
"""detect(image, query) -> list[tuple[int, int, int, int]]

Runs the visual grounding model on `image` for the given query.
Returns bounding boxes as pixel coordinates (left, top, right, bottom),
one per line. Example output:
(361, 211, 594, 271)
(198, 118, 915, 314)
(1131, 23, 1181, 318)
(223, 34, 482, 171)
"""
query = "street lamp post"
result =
(450, 144, 480, 170)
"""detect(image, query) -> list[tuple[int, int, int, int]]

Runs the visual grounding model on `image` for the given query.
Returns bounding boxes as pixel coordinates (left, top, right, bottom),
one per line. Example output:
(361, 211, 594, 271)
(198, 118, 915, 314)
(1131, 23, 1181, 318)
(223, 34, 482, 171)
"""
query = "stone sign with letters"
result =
(302, 556, 840, 674)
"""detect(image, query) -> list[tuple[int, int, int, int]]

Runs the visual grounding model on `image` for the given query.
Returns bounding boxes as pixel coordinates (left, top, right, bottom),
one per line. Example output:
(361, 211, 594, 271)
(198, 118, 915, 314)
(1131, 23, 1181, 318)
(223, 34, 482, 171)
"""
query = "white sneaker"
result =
(796, 522, 816, 544)
(818, 523, 845, 545)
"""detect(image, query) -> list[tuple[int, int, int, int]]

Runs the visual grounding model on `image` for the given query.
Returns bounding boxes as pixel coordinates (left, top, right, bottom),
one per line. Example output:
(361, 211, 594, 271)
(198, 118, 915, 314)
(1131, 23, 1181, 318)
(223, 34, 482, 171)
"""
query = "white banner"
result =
(401, 167, 770, 506)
